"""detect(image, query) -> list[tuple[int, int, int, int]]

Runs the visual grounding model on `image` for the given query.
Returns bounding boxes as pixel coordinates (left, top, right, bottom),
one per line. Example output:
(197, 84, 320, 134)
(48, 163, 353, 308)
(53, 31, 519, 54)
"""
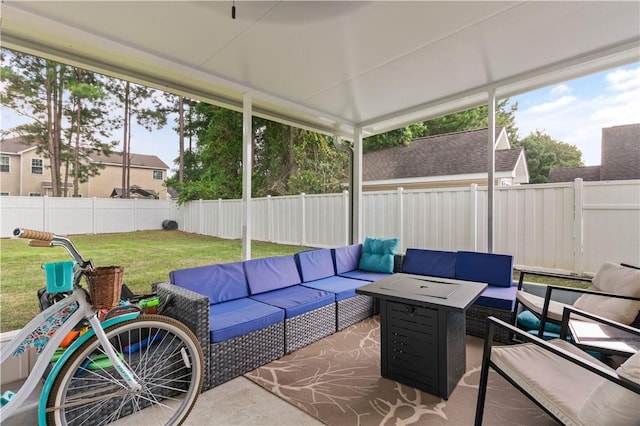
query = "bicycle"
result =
(1, 228, 204, 425)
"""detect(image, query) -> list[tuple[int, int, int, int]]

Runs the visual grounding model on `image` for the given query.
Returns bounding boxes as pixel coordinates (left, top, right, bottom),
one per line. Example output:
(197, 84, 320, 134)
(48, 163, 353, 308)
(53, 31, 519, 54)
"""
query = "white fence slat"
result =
(1, 180, 638, 275)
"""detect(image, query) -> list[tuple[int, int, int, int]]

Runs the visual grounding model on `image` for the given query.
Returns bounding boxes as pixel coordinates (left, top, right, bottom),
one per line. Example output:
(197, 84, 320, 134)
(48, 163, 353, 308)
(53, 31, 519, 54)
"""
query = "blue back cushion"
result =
(455, 251, 514, 287)
(359, 237, 399, 273)
(170, 261, 248, 304)
(295, 249, 335, 282)
(332, 244, 362, 274)
(244, 255, 302, 295)
(402, 248, 456, 278)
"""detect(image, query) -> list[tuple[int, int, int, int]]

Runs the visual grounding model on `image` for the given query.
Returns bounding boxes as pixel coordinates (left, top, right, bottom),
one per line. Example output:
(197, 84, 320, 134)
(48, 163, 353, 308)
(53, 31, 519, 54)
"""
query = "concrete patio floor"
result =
(4, 375, 322, 426)
(183, 376, 323, 426)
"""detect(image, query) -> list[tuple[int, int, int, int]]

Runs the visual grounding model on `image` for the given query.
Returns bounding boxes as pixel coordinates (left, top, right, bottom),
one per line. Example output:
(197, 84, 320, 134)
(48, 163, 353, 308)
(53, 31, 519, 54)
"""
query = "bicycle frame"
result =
(0, 287, 141, 423)
(1, 228, 144, 424)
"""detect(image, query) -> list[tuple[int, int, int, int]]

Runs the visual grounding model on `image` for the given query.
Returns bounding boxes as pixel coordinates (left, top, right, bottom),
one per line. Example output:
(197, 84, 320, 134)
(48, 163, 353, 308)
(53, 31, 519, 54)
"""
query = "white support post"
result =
(573, 178, 584, 275)
(242, 93, 252, 260)
(487, 89, 496, 253)
(352, 128, 364, 244)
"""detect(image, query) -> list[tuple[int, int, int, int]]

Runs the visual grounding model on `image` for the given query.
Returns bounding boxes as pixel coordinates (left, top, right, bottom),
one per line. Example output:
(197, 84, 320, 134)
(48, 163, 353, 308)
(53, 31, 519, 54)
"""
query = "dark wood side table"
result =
(356, 273, 486, 399)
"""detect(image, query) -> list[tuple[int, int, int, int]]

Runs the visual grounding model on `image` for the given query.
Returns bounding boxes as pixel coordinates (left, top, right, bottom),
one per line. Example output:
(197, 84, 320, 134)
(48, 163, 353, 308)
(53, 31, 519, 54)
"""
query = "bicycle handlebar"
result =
(13, 227, 93, 269)
(13, 228, 55, 241)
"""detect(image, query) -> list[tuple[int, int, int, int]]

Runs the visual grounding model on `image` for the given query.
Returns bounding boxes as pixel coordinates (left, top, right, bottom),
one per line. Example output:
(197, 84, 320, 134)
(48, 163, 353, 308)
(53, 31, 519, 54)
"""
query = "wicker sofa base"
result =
(285, 304, 336, 353)
(337, 295, 374, 331)
(466, 305, 515, 343)
(210, 322, 285, 388)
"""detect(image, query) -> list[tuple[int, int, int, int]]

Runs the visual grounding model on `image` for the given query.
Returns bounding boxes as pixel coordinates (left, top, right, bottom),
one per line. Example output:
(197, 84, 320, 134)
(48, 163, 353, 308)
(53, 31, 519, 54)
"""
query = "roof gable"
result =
(363, 127, 520, 181)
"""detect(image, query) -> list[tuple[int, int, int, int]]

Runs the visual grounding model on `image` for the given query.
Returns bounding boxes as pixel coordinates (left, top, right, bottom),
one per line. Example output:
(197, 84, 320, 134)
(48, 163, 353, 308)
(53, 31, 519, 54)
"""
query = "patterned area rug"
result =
(245, 316, 556, 426)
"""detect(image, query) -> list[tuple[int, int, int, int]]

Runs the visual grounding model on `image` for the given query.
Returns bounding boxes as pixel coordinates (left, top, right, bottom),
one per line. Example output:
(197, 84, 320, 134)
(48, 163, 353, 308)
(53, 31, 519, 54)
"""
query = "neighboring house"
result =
(548, 123, 640, 183)
(362, 127, 529, 191)
(0, 137, 169, 199)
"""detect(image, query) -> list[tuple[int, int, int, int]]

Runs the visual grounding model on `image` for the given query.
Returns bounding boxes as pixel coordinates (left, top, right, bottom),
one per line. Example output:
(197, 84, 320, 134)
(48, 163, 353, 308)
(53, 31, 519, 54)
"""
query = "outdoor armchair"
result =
(474, 313, 640, 425)
(515, 262, 640, 338)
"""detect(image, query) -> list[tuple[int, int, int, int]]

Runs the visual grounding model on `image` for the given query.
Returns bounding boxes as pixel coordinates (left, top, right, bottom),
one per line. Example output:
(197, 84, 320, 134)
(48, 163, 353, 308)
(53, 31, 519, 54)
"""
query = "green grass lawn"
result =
(0, 230, 310, 333)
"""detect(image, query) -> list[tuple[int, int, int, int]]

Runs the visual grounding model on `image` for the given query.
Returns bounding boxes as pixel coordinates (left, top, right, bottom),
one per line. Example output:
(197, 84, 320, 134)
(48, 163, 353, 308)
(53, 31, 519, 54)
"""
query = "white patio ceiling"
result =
(2, 1, 639, 140)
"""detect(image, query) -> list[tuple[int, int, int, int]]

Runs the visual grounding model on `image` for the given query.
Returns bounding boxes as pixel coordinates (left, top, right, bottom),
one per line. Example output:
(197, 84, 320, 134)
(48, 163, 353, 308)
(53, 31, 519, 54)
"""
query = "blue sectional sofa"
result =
(401, 248, 516, 342)
(155, 242, 512, 390)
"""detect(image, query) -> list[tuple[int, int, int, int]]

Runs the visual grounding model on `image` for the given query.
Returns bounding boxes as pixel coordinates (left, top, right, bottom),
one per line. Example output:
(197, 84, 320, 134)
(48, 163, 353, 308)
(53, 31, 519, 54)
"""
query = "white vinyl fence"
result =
(1, 179, 639, 275)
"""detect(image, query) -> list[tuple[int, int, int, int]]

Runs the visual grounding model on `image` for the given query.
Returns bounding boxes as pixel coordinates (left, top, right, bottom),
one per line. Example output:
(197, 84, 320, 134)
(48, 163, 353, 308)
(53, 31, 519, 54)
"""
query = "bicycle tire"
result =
(46, 314, 204, 426)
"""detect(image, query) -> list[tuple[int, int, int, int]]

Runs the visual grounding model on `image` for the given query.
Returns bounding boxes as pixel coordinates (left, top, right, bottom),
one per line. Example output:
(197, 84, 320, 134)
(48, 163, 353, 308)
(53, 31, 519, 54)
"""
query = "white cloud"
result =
(606, 66, 640, 92)
(551, 84, 571, 96)
(524, 95, 576, 114)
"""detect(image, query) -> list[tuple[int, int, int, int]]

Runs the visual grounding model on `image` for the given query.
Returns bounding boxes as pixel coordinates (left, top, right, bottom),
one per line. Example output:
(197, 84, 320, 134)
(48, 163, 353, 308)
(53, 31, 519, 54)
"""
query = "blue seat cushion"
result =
(295, 249, 335, 282)
(301, 276, 368, 301)
(338, 270, 394, 282)
(473, 285, 517, 311)
(402, 248, 456, 278)
(517, 310, 562, 334)
(456, 251, 515, 288)
(250, 285, 335, 318)
(244, 255, 301, 295)
(170, 261, 248, 304)
(209, 298, 284, 343)
(332, 244, 362, 274)
(359, 237, 399, 273)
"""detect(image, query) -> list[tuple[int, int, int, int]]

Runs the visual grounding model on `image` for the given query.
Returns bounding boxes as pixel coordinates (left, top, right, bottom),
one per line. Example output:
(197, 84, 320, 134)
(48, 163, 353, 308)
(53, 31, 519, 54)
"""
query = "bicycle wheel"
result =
(46, 314, 204, 426)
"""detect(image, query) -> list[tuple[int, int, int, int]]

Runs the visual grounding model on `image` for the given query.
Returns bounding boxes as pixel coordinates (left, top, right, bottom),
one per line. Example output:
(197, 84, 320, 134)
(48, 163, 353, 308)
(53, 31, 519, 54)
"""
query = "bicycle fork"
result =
(86, 314, 142, 392)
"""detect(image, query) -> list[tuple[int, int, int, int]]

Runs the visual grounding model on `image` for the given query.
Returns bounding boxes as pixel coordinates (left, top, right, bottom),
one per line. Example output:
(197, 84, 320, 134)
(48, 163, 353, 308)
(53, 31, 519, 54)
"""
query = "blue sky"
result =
(508, 62, 639, 166)
(3, 62, 638, 171)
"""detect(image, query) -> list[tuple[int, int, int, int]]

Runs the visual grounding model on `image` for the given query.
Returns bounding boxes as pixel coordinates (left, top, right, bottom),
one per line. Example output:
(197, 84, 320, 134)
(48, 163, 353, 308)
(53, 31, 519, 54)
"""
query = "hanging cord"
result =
(232, 1, 236, 19)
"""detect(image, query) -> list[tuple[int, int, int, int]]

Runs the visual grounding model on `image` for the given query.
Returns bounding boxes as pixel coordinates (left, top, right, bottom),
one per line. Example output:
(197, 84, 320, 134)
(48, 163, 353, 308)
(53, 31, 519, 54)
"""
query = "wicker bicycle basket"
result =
(85, 266, 123, 309)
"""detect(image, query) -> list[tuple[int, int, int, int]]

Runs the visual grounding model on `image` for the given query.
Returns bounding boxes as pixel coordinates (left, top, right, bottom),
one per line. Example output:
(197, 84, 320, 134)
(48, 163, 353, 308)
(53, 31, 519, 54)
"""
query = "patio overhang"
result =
(2, 1, 639, 251)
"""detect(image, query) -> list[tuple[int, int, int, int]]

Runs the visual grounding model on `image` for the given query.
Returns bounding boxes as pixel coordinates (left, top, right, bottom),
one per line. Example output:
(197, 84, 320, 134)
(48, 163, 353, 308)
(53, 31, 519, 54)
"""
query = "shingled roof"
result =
(89, 151, 169, 170)
(1, 137, 169, 170)
(548, 166, 602, 183)
(363, 127, 522, 181)
(548, 123, 639, 183)
(0, 137, 37, 154)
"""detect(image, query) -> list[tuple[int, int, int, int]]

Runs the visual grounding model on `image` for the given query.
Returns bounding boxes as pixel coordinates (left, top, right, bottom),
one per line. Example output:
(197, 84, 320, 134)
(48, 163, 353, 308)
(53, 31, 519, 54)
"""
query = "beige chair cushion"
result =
(516, 290, 568, 322)
(573, 262, 640, 325)
(577, 350, 640, 425)
(491, 339, 612, 425)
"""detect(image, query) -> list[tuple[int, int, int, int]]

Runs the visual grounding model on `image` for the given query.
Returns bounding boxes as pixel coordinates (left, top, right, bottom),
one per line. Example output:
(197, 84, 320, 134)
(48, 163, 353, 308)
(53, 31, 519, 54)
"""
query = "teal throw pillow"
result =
(359, 237, 400, 273)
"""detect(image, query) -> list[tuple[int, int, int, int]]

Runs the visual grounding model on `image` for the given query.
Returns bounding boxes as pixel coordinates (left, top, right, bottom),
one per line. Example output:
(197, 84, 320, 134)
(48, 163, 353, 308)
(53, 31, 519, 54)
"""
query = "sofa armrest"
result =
(393, 254, 404, 273)
(156, 282, 210, 353)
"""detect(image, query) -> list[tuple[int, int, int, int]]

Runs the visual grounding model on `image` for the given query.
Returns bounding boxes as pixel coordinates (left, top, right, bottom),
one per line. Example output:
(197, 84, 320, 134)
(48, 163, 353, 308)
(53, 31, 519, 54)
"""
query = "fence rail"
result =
(2, 179, 639, 275)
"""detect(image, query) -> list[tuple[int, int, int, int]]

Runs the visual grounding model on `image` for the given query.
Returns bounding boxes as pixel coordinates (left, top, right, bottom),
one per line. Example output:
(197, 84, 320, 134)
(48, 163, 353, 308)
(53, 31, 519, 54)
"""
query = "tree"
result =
(363, 99, 519, 152)
(1, 49, 114, 196)
(106, 79, 168, 198)
(513, 130, 583, 183)
(168, 103, 349, 203)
